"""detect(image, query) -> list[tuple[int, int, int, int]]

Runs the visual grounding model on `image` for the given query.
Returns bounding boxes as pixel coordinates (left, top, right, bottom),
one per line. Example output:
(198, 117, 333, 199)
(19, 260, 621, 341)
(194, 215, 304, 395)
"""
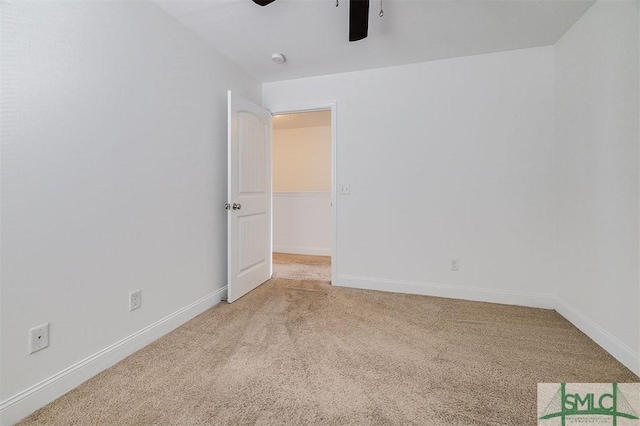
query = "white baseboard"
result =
(273, 191, 331, 197)
(335, 275, 638, 375)
(274, 246, 331, 256)
(335, 274, 556, 309)
(0, 287, 227, 426)
(555, 297, 639, 376)
(1, 280, 637, 425)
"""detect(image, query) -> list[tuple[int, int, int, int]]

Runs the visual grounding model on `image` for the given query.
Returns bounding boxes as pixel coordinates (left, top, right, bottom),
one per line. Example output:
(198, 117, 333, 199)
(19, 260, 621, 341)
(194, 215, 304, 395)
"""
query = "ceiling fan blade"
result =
(349, 0, 369, 42)
(253, 0, 276, 6)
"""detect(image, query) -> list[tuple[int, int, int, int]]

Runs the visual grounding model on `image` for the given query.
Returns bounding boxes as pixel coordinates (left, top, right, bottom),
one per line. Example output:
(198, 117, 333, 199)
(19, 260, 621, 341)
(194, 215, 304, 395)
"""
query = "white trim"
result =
(555, 297, 640, 376)
(273, 246, 331, 256)
(1, 277, 638, 424)
(335, 274, 638, 374)
(0, 287, 227, 426)
(335, 274, 556, 309)
(273, 191, 331, 198)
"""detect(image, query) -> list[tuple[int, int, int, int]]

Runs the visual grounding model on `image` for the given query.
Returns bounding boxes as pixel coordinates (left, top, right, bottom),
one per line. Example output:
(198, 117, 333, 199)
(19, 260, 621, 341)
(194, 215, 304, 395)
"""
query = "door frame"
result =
(270, 102, 337, 283)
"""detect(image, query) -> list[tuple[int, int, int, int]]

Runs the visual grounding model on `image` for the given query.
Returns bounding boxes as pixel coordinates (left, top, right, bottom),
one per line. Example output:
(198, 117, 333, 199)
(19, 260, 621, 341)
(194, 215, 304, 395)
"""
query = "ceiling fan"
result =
(252, 0, 373, 42)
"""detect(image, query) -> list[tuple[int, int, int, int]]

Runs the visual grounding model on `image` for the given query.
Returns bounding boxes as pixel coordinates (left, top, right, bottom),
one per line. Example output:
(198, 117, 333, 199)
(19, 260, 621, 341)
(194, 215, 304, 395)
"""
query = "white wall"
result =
(0, 1, 259, 422)
(273, 126, 331, 192)
(554, 0, 639, 372)
(264, 46, 556, 308)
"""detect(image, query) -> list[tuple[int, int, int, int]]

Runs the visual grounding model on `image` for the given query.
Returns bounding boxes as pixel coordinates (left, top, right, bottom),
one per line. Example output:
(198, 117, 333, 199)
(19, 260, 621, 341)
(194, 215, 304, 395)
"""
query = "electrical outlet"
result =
(339, 184, 351, 195)
(450, 259, 459, 271)
(129, 290, 141, 311)
(29, 323, 50, 354)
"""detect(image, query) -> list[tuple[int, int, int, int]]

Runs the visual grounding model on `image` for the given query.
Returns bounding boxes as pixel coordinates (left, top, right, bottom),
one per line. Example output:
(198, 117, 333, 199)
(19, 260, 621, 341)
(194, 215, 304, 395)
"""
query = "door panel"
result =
(238, 112, 267, 194)
(227, 91, 272, 303)
(238, 213, 267, 272)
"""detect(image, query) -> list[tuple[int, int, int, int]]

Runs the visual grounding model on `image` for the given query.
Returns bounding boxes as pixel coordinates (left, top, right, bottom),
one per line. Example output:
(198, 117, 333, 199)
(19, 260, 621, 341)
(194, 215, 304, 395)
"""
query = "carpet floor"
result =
(272, 252, 331, 282)
(19, 254, 638, 425)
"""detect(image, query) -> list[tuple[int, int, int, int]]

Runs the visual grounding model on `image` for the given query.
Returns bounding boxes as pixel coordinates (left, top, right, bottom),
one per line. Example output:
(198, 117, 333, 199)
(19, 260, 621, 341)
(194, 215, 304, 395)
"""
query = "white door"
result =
(227, 91, 273, 303)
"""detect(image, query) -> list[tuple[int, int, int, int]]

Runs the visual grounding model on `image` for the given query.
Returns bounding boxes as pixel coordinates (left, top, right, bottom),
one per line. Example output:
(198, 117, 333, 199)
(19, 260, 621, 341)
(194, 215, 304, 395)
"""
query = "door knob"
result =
(232, 203, 242, 210)
(224, 203, 231, 210)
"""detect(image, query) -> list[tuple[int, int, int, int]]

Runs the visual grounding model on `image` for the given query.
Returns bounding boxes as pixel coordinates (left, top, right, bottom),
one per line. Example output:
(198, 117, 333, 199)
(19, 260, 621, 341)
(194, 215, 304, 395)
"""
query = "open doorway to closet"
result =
(272, 109, 333, 283)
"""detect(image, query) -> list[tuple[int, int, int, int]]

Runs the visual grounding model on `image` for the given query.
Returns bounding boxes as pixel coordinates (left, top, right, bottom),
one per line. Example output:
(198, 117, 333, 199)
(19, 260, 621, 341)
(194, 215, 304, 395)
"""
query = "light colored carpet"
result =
(272, 252, 331, 282)
(20, 254, 638, 425)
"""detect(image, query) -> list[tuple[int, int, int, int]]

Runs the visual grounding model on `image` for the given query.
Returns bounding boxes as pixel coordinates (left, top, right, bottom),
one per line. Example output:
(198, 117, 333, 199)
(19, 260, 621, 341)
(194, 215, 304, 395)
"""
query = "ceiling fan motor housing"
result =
(349, 0, 370, 42)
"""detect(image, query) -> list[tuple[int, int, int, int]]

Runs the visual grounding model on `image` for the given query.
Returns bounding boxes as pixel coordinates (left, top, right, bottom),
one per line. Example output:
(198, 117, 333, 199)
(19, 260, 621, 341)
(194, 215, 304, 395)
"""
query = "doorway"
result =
(271, 108, 335, 283)
(226, 92, 337, 302)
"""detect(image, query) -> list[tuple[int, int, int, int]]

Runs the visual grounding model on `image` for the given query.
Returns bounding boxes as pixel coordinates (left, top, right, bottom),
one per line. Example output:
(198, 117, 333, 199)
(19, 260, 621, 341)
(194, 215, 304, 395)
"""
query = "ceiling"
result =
(155, 0, 594, 82)
(273, 110, 331, 130)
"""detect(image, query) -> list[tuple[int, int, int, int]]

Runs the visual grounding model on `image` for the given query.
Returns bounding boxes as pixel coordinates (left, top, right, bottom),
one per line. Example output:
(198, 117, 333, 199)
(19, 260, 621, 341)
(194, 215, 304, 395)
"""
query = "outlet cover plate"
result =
(29, 323, 50, 354)
(129, 290, 141, 311)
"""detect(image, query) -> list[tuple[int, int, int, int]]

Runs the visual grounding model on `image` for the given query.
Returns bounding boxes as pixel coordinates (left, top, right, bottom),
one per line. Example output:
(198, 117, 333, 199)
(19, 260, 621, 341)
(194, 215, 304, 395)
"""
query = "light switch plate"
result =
(450, 259, 460, 271)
